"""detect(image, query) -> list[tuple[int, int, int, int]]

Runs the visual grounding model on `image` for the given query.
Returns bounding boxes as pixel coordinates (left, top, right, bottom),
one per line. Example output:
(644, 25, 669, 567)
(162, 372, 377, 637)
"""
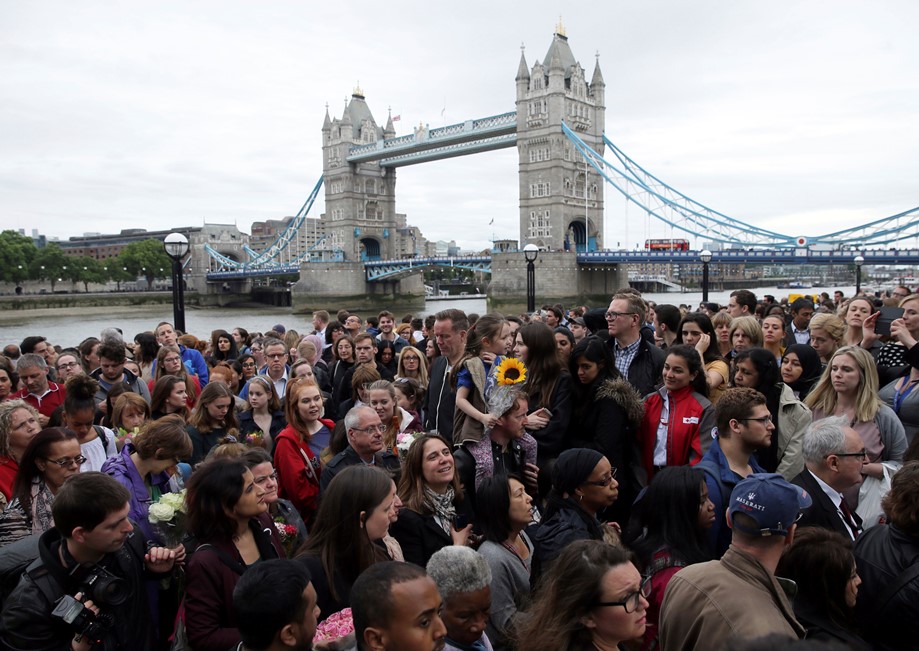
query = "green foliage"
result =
(29, 243, 68, 290)
(118, 238, 172, 286)
(72, 256, 107, 292)
(0, 230, 38, 283)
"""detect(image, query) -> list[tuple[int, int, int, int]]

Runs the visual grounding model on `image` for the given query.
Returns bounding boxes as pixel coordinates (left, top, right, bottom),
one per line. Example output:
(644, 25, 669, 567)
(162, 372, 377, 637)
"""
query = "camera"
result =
(80, 564, 130, 607)
(52, 595, 114, 645)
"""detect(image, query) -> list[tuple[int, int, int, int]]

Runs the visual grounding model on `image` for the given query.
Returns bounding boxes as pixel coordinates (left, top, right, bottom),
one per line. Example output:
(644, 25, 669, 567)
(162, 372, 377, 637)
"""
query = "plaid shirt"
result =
(613, 337, 642, 378)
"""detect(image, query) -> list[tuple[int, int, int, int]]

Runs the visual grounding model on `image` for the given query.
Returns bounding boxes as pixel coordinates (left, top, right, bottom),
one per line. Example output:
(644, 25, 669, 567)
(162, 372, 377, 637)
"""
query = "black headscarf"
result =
(552, 448, 604, 495)
(783, 344, 823, 399)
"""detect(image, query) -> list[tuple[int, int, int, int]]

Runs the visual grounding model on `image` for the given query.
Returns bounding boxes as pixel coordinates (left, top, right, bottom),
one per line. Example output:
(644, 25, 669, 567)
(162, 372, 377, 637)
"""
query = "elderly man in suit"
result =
(792, 415, 867, 540)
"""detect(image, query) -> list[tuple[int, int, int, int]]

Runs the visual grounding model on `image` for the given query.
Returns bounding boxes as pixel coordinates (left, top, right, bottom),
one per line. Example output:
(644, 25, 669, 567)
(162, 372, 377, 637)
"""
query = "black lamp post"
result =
(700, 249, 712, 303)
(523, 244, 539, 314)
(164, 233, 190, 333)
(854, 255, 864, 296)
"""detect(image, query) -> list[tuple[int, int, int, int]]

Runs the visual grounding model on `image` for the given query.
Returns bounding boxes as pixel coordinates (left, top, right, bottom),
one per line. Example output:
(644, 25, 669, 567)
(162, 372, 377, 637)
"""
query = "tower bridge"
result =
(198, 23, 918, 312)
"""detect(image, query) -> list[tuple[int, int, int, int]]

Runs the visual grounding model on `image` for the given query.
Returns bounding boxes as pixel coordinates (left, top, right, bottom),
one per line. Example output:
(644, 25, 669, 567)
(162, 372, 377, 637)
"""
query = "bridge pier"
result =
(291, 262, 425, 313)
(487, 251, 628, 313)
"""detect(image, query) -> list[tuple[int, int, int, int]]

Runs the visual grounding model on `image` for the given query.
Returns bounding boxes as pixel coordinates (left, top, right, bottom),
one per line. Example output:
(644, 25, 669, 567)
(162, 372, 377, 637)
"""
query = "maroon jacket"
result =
(184, 512, 284, 651)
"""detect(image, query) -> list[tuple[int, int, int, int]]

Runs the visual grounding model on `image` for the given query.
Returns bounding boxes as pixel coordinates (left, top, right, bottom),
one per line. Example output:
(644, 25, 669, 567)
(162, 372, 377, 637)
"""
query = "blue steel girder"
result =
(374, 134, 517, 168)
(577, 248, 919, 265)
(364, 257, 492, 282)
(243, 177, 323, 266)
(347, 112, 517, 165)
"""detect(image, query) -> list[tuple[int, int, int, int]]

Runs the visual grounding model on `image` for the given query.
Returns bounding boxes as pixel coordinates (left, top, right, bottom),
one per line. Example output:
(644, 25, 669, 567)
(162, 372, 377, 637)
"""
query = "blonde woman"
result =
(809, 313, 846, 366)
(727, 316, 763, 360)
(395, 345, 429, 389)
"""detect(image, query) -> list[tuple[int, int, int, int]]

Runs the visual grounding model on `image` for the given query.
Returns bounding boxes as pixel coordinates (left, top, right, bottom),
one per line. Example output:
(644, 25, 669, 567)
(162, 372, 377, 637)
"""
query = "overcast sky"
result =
(2, 1, 918, 252)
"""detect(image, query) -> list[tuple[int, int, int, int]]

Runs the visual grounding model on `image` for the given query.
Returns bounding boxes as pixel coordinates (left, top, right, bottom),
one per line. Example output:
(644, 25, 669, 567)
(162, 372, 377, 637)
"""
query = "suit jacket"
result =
(792, 469, 862, 539)
(784, 323, 809, 348)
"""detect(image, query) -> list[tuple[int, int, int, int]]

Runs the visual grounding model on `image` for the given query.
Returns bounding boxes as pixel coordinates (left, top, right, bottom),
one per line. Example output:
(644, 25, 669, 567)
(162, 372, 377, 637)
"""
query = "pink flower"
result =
(314, 608, 354, 642)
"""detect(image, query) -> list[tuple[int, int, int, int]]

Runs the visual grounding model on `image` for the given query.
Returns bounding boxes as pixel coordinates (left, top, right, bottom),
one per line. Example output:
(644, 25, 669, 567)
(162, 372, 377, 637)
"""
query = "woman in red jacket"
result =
(637, 344, 716, 482)
(274, 378, 324, 526)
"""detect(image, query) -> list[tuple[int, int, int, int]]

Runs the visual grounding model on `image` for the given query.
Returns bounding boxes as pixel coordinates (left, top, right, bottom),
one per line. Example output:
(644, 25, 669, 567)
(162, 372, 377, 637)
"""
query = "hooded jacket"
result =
(91, 367, 151, 404)
(638, 385, 716, 481)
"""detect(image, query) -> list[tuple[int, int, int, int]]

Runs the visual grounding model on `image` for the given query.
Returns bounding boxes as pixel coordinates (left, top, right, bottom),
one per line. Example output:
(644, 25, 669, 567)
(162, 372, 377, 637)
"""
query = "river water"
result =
(1, 286, 857, 349)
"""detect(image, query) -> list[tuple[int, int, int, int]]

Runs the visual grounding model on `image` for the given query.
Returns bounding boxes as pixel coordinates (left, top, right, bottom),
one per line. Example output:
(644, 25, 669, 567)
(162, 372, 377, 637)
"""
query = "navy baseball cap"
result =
(728, 473, 812, 537)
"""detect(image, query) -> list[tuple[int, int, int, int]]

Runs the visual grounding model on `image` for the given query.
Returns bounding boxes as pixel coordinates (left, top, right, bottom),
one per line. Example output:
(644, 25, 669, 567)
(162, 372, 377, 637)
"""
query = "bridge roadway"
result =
(205, 248, 919, 282)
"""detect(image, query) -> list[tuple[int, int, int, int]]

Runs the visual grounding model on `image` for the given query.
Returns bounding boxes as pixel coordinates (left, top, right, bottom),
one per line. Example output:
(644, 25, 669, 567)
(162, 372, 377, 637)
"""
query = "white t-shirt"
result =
(80, 427, 118, 473)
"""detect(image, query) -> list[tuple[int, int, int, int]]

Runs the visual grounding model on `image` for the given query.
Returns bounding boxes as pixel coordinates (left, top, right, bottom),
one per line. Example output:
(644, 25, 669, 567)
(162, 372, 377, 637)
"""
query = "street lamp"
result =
(854, 255, 864, 296)
(523, 244, 539, 314)
(164, 232, 190, 332)
(700, 249, 712, 302)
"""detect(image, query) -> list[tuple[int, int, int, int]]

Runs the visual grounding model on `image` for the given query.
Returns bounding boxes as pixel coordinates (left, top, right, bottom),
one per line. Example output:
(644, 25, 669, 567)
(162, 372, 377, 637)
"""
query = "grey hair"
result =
(426, 546, 492, 600)
(802, 415, 850, 464)
(344, 405, 374, 432)
(16, 353, 46, 371)
(100, 327, 124, 345)
(0, 400, 39, 457)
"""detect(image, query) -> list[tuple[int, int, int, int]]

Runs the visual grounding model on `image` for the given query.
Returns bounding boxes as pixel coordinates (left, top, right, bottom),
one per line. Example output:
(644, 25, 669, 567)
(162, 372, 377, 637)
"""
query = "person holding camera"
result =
(0, 472, 176, 651)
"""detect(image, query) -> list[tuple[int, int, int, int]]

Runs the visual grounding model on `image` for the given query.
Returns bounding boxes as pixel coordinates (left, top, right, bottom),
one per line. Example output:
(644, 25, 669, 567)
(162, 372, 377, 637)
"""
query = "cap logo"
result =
(748, 492, 756, 500)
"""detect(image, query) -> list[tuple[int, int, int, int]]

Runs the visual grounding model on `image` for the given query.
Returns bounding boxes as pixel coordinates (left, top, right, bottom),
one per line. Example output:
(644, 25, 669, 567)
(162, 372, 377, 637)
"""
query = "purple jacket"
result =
(101, 443, 172, 542)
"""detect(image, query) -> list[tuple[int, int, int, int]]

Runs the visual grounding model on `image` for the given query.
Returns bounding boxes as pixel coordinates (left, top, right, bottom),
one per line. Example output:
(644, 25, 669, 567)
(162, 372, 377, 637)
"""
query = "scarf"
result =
(424, 485, 457, 534)
(30, 479, 55, 535)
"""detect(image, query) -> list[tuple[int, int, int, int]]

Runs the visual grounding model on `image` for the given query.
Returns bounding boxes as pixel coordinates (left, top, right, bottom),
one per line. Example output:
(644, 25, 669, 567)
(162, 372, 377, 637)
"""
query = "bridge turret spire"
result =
(322, 103, 332, 131)
(591, 53, 605, 88)
(384, 107, 396, 138)
(516, 44, 530, 82)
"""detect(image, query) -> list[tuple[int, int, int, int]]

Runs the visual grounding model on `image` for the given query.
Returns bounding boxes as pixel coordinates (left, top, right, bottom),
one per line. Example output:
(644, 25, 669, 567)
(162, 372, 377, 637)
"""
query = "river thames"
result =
(1, 285, 857, 349)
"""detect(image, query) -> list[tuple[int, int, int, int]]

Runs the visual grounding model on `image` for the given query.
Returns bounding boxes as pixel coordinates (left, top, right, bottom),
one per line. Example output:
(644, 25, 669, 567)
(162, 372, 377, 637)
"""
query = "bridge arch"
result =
(360, 237, 382, 261)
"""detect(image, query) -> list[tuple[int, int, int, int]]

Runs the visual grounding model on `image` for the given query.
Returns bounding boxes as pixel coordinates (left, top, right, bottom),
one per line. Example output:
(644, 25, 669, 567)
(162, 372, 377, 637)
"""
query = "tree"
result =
(73, 256, 107, 292)
(29, 243, 67, 291)
(119, 238, 172, 288)
(102, 260, 133, 291)
(0, 230, 37, 283)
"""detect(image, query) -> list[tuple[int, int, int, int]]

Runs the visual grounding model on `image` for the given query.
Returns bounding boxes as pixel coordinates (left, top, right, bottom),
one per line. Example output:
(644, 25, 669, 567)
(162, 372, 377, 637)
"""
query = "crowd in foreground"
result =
(0, 283, 917, 651)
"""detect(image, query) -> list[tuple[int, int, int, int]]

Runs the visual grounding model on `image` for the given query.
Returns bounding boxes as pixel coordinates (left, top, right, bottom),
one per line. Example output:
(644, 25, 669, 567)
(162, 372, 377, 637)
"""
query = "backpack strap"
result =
(696, 460, 730, 512)
(92, 425, 110, 453)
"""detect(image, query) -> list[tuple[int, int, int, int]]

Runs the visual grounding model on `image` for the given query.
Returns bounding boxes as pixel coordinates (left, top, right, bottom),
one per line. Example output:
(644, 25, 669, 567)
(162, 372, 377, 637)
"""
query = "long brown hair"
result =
(396, 433, 462, 514)
(189, 382, 239, 434)
(516, 322, 563, 410)
(154, 345, 199, 403)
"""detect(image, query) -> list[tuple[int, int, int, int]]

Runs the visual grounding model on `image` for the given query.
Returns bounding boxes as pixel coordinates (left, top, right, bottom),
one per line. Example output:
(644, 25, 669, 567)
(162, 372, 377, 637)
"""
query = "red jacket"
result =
(638, 385, 716, 480)
(12, 382, 65, 419)
(273, 425, 322, 526)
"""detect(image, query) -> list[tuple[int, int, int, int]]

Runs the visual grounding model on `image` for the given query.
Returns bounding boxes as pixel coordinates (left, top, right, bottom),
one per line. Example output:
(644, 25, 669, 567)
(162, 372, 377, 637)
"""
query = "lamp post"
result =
(700, 249, 712, 302)
(854, 255, 864, 296)
(164, 233, 190, 332)
(523, 244, 539, 314)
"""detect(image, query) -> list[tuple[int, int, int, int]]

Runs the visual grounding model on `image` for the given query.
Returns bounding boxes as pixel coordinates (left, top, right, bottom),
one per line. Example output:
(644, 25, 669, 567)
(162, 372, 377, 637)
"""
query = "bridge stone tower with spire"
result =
(321, 89, 409, 261)
(516, 23, 605, 252)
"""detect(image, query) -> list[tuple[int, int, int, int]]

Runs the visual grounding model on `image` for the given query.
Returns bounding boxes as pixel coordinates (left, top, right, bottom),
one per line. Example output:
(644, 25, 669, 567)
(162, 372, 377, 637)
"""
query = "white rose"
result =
(148, 503, 176, 523)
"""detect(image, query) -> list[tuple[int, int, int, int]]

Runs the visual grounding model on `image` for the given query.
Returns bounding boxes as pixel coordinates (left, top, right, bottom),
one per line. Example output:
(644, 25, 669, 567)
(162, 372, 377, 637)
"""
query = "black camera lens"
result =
(83, 567, 130, 606)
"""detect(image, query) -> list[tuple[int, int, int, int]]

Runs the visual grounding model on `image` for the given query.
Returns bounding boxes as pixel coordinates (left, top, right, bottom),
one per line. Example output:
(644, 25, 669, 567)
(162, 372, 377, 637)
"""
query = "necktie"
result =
(839, 498, 860, 539)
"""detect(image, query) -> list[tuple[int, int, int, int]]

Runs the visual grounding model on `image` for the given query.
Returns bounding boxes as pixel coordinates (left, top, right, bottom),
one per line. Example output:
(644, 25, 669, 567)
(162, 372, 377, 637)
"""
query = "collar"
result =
(807, 468, 843, 509)
(614, 337, 641, 354)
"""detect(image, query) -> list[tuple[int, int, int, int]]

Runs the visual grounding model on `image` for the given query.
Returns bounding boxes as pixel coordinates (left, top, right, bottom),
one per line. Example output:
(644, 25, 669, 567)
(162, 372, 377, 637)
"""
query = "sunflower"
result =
(495, 357, 527, 385)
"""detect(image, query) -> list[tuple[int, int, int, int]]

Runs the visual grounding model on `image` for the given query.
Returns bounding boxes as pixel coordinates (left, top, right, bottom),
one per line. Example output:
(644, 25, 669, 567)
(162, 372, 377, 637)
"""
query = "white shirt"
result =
(653, 387, 671, 467)
(808, 469, 856, 540)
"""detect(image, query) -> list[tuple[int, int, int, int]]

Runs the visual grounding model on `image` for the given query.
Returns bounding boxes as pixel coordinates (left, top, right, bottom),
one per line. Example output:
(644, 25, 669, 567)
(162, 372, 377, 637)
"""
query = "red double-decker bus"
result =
(645, 238, 690, 251)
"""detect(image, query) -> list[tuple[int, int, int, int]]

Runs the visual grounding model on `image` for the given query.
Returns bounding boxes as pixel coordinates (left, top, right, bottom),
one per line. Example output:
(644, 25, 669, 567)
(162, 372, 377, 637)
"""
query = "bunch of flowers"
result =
(495, 358, 527, 385)
(396, 431, 422, 463)
(244, 430, 268, 449)
(116, 426, 141, 451)
(274, 518, 300, 558)
(148, 489, 188, 547)
(313, 608, 355, 650)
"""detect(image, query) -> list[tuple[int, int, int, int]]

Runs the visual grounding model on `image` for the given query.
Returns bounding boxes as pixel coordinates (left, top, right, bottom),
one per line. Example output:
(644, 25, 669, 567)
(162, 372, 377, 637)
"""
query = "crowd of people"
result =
(0, 285, 917, 651)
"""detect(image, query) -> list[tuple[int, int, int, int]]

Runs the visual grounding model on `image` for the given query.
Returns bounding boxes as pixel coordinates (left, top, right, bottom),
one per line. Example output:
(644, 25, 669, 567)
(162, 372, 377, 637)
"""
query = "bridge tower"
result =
(321, 89, 409, 261)
(516, 23, 605, 252)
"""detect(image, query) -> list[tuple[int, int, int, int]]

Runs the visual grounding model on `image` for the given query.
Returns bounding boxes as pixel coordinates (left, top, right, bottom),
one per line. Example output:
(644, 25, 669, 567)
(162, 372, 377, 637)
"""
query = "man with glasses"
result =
(54, 352, 85, 383)
(320, 406, 399, 492)
(241, 338, 291, 404)
(697, 388, 771, 557)
(659, 473, 810, 650)
(605, 291, 664, 397)
(792, 415, 866, 540)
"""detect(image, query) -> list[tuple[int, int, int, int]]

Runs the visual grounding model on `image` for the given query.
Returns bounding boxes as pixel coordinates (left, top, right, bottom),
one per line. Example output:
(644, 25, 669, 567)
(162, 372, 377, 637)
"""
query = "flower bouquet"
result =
(274, 518, 300, 558)
(244, 430, 268, 449)
(148, 489, 188, 548)
(495, 357, 527, 385)
(396, 431, 422, 464)
(313, 608, 355, 651)
(116, 426, 141, 451)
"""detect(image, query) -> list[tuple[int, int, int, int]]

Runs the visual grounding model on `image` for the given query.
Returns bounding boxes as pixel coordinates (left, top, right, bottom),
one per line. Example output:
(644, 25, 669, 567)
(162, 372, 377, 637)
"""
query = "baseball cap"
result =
(727, 473, 812, 537)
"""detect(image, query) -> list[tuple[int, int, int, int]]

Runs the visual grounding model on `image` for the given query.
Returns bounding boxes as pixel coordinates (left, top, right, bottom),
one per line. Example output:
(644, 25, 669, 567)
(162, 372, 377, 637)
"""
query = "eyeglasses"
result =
(605, 311, 636, 321)
(57, 361, 80, 370)
(352, 424, 387, 434)
(740, 416, 773, 425)
(266, 353, 287, 360)
(583, 468, 618, 487)
(242, 362, 256, 368)
(593, 576, 651, 613)
(163, 356, 181, 364)
(831, 449, 869, 460)
(253, 472, 279, 485)
(44, 455, 88, 468)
